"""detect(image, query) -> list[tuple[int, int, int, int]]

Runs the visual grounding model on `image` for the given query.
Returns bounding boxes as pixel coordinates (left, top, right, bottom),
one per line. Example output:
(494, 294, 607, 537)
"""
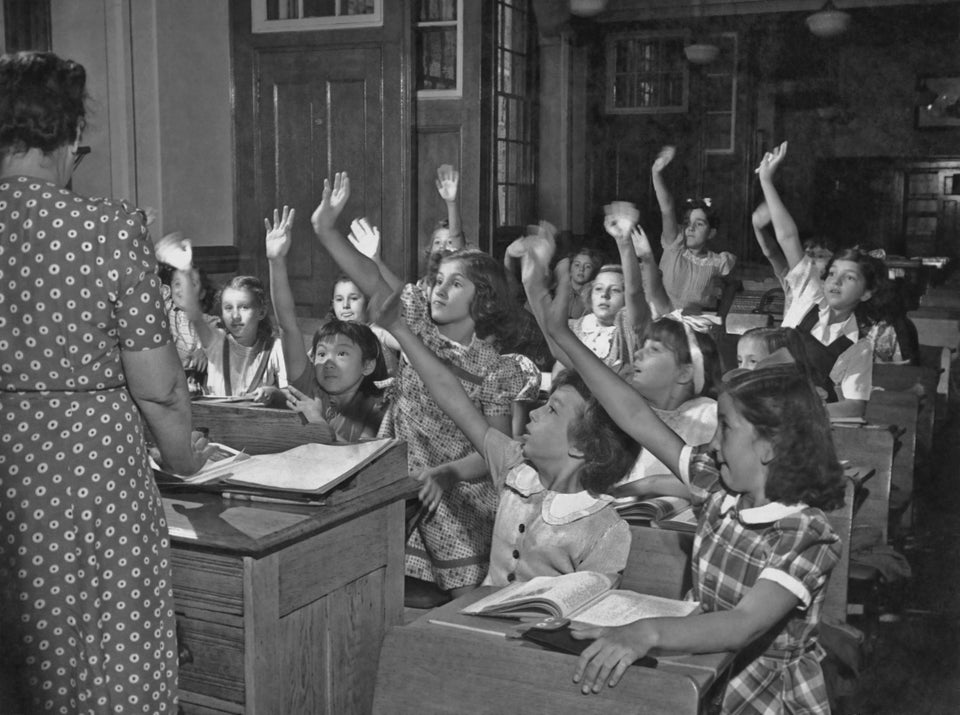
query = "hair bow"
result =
(662, 310, 720, 394)
(683, 197, 713, 208)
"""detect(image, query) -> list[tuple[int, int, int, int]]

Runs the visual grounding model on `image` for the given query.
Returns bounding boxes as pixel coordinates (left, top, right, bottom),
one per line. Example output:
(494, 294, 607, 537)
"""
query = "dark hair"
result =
(567, 248, 605, 281)
(217, 275, 274, 344)
(554, 370, 641, 495)
(311, 319, 389, 395)
(681, 199, 718, 229)
(740, 327, 819, 388)
(723, 365, 845, 511)
(434, 248, 519, 347)
(0, 52, 87, 157)
(158, 263, 216, 314)
(327, 274, 369, 321)
(642, 318, 721, 399)
(824, 248, 889, 334)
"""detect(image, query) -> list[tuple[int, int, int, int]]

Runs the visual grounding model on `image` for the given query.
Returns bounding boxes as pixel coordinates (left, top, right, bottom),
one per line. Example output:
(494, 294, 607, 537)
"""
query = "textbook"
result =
(460, 571, 699, 625)
(613, 495, 698, 533)
(151, 442, 249, 485)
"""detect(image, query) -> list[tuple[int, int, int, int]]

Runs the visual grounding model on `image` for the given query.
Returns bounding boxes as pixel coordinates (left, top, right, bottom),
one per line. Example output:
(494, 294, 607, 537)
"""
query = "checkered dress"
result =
(380, 284, 525, 589)
(682, 446, 841, 714)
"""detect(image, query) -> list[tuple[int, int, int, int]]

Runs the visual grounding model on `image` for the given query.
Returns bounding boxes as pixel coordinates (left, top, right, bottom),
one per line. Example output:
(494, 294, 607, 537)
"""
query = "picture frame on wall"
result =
(916, 76, 960, 129)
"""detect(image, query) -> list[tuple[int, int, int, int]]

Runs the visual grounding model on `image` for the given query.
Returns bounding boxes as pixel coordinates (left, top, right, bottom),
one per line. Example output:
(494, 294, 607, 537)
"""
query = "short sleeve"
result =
(830, 338, 873, 401)
(577, 517, 632, 576)
(505, 353, 542, 401)
(758, 512, 841, 609)
(781, 256, 823, 329)
(679, 443, 721, 506)
(401, 282, 430, 334)
(113, 210, 170, 351)
(479, 353, 526, 418)
(482, 426, 525, 491)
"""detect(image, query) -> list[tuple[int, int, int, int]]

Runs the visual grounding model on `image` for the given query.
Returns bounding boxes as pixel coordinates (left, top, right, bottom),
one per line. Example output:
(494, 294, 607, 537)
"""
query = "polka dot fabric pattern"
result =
(0, 177, 179, 713)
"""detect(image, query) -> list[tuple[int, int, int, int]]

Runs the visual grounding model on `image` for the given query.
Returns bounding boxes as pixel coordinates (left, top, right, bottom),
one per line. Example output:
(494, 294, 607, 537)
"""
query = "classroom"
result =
(1, 1, 959, 713)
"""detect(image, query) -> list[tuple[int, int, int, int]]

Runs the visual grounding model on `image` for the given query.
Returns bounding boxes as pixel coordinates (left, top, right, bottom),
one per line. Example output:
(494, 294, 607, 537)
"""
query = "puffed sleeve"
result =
(401, 282, 430, 336)
(578, 517, 631, 576)
(482, 426, 525, 491)
(718, 251, 737, 276)
(831, 338, 873, 402)
(479, 353, 526, 418)
(758, 512, 841, 609)
(111, 206, 170, 351)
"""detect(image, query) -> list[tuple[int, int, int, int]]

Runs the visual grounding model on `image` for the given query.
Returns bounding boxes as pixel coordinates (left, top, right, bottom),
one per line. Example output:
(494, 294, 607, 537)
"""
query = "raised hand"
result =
(435, 164, 459, 202)
(603, 201, 640, 241)
(347, 217, 381, 259)
(652, 145, 676, 173)
(155, 231, 193, 271)
(264, 205, 295, 260)
(630, 225, 653, 260)
(755, 141, 788, 181)
(311, 172, 351, 233)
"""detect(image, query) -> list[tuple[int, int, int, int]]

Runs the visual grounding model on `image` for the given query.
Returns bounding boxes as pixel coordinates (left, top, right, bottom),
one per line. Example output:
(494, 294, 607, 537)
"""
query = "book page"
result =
(462, 572, 616, 618)
(151, 442, 248, 484)
(571, 590, 700, 627)
(223, 438, 394, 493)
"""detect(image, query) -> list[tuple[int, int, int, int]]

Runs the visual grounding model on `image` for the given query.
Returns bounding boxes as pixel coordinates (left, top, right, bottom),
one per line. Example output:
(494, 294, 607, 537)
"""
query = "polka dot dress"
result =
(0, 177, 179, 713)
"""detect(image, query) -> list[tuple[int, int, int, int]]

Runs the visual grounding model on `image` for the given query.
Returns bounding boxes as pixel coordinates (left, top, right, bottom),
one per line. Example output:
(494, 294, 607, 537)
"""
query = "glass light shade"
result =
(684, 43, 720, 65)
(569, 0, 608, 17)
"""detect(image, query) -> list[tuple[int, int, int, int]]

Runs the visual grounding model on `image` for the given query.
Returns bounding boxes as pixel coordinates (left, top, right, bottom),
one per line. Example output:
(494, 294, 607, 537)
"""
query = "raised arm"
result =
(632, 226, 673, 317)
(755, 141, 803, 269)
(751, 201, 789, 279)
(436, 164, 462, 243)
(177, 268, 217, 349)
(311, 172, 394, 309)
(372, 289, 491, 454)
(348, 217, 404, 292)
(265, 205, 311, 382)
(651, 146, 680, 249)
(604, 201, 651, 333)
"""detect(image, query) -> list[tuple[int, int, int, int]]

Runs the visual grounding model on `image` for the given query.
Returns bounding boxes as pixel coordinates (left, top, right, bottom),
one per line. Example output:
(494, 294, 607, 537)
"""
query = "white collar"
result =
(816, 303, 859, 342)
(507, 463, 611, 524)
(579, 312, 616, 335)
(719, 493, 808, 524)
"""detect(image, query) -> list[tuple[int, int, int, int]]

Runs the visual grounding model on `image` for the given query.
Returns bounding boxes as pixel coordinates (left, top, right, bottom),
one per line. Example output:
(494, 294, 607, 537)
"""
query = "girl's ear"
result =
(361, 358, 377, 377)
(757, 437, 775, 466)
(676, 360, 695, 387)
(859, 288, 873, 304)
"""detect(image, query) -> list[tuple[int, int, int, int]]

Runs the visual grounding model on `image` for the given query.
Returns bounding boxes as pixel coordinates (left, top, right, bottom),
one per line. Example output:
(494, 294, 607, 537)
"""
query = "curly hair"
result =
(823, 248, 889, 335)
(311, 319, 389, 395)
(723, 364, 845, 511)
(554, 370, 641, 495)
(642, 318, 721, 399)
(434, 248, 519, 348)
(0, 52, 87, 157)
(217, 275, 274, 344)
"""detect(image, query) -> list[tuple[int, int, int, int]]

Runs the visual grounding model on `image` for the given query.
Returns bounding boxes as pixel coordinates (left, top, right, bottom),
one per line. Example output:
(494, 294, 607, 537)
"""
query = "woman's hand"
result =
(348, 217, 381, 259)
(311, 172, 351, 233)
(416, 464, 457, 512)
(436, 164, 459, 202)
(652, 145, 675, 174)
(571, 621, 655, 694)
(154, 429, 216, 476)
(264, 205, 295, 260)
(284, 385, 327, 422)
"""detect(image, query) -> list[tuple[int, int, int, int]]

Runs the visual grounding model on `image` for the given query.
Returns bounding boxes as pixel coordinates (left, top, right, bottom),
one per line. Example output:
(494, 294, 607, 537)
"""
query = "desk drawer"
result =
(177, 608, 245, 704)
(172, 549, 244, 615)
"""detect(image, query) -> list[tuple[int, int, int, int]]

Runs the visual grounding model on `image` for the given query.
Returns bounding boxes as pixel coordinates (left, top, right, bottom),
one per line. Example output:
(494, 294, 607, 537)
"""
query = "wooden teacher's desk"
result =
(163, 405, 413, 715)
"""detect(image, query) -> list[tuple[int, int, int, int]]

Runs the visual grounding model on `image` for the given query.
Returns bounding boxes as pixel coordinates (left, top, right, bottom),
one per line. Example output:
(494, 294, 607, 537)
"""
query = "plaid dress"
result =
(380, 284, 525, 589)
(681, 446, 841, 714)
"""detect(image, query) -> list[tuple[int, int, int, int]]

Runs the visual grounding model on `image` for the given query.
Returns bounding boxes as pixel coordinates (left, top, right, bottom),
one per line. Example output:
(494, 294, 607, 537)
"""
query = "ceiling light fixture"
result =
(806, 0, 851, 39)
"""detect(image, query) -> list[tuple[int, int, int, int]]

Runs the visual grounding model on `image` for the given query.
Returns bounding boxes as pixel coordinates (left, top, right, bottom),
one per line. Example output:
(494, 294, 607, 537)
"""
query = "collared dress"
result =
(660, 237, 736, 312)
(480, 429, 631, 586)
(201, 329, 286, 397)
(381, 284, 525, 590)
(678, 444, 841, 714)
(569, 308, 638, 375)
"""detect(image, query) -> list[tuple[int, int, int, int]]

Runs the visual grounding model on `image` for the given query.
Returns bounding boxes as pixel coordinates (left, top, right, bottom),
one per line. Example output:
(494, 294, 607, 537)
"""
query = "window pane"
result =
(418, 0, 456, 22)
(303, 0, 336, 17)
(416, 26, 458, 90)
(267, 0, 300, 20)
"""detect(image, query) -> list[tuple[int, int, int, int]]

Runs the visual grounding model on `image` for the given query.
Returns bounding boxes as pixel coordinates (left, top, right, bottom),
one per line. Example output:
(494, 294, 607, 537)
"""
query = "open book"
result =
(613, 495, 698, 533)
(461, 572, 699, 626)
(151, 442, 249, 485)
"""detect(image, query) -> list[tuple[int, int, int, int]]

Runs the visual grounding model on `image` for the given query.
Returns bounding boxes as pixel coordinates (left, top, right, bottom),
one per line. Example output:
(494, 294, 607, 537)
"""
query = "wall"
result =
(50, 0, 233, 247)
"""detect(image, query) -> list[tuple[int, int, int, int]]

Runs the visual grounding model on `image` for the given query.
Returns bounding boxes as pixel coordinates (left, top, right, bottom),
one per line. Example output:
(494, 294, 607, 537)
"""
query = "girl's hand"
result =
(652, 145, 676, 173)
(571, 622, 654, 694)
(284, 385, 327, 423)
(630, 226, 653, 261)
(416, 464, 457, 512)
(311, 172, 350, 233)
(603, 201, 640, 241)
(348, 217, 381, 259)
(436, 164, 459, 202)
(369, 285, 406, 333)
(184, 346, 208, 372)
(264, 205, 295, 260)
(249, 385, 282, 405)
(755, 141, 788, 181)
(509, 221, 556, 289)
(155, 232, 193, 271)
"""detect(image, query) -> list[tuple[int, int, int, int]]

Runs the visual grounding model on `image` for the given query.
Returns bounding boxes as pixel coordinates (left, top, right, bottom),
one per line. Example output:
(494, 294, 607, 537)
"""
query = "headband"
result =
(663, 310, 719, 394)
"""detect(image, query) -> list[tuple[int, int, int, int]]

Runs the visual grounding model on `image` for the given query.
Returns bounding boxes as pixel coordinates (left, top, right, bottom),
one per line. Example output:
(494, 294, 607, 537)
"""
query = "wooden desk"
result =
(866, 390, 919, 528)
(166, 441, 414, 714)
(190, 399, 336, 454)
(832, 425, 895, 544)
(373, 588, 734, 715)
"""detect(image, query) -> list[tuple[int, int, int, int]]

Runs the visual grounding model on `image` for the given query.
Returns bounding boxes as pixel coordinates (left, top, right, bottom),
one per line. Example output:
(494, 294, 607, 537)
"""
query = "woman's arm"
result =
(265, 206, 311, 382)
(123, 343, 210, 475)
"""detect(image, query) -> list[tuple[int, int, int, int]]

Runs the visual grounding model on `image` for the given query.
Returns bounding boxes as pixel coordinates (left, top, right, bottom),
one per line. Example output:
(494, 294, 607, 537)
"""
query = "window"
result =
(702, 32, 737, 155)
(252, 0, 381, 32)
(606, 32, 688, 114)
(416, 0, 462, 97)
(495, 0, 537, 232)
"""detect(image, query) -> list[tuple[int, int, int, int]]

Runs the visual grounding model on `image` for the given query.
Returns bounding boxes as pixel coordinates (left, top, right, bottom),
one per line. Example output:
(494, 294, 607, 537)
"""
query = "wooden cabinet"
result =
(164, 442, 412, 714)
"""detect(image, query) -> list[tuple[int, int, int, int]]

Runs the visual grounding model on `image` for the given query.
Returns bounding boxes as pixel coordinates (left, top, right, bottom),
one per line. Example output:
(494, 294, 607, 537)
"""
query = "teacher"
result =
(0, 51, 209, 712)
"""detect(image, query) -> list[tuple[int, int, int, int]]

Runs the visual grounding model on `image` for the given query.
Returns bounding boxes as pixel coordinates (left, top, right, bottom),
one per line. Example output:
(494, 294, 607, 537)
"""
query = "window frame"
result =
(251, 0, 383, 33)
(415, 0, 464, 99)
(605, 30, 690, 115)
(702, 31, 738, 156)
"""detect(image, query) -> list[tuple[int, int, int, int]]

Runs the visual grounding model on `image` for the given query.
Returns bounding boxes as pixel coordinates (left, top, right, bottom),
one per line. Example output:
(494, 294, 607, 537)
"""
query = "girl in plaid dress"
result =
(312, 173, 525, 594)
(521, 240, 844, 714)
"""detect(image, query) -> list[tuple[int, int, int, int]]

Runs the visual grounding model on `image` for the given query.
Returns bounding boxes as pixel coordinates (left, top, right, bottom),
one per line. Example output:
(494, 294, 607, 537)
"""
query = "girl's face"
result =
(569, 252, 597, 289)
(430, 227, 463, 254)
(520, 385, 585, 482)
(823, 259, 872, 313)
(430, 258, 476, 329)
(710, 392, 771, 501)
(683, 208, 715, 251)
(314, 335, 375, 396)
(221, 287, 265, 346)
(736, 336, 769, 371)
(332, 280, 368, 323)
(589, 271, 625, 326)
(629, 338, 687, 398)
